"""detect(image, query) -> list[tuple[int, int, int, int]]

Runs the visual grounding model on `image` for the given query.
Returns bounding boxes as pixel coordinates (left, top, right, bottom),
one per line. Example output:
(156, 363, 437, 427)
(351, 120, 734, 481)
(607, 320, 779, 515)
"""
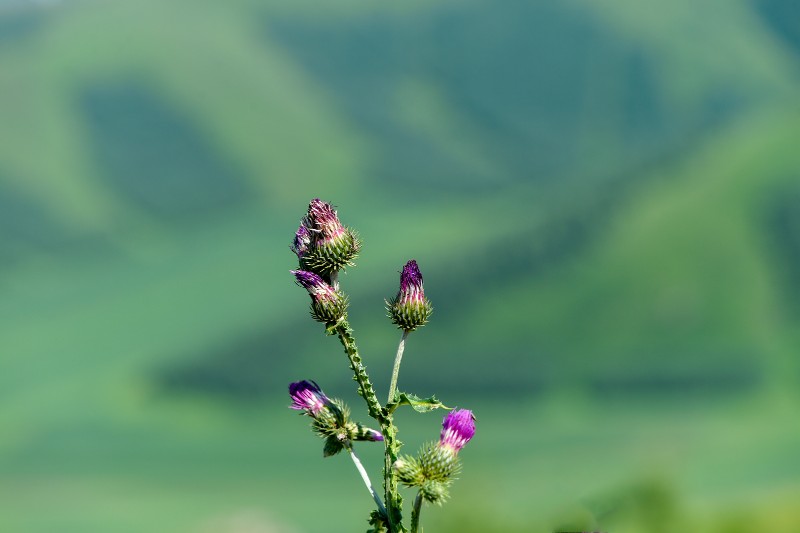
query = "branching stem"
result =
(346, 443, 387, 519)
(334, 320, 405, 532)
(388, 330, 409, 404)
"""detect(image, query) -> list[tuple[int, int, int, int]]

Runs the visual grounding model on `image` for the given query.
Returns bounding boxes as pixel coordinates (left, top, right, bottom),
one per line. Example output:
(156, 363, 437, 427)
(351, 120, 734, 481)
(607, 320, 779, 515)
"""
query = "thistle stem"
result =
(388, 330, 409, 404)
(410, 492, 423, 533)
(333, 320, 405, 531)
(382, 420, 404, 532)
(346, 444, 387, 519)
(334, 320, 384, 423)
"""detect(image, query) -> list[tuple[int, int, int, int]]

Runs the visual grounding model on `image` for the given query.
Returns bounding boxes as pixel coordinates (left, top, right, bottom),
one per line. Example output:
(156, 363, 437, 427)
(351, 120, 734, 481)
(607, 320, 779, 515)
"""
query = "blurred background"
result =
(1, 0, 799, 531)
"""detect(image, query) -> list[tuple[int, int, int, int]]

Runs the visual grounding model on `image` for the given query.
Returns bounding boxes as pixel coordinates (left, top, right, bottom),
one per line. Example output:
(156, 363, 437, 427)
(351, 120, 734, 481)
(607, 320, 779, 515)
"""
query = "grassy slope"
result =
(1, 0, 800, 531)
(2, 109, 799, 531)
(461, 106, 800, 384)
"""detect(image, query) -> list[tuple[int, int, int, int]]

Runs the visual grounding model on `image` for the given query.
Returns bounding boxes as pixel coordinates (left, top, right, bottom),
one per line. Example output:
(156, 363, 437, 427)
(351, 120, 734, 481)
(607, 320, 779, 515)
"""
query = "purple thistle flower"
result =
(439, 409, 475, 453)
(291, 270, 348, 323)
(290, 199, 360, 275)
(289, 380, 383, 455)
(289, 380, 329, 415)
(387, 259, 433, 331)
(402, 411, 474, 492)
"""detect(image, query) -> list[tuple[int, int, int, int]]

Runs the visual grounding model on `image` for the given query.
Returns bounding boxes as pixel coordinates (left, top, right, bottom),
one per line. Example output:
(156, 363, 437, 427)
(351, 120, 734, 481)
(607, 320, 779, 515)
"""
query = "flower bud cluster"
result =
(387, 260, 433, 331)
(394, 409, 475, 504)
(289, 380, 383, 457)
(290, 199, 359, 324)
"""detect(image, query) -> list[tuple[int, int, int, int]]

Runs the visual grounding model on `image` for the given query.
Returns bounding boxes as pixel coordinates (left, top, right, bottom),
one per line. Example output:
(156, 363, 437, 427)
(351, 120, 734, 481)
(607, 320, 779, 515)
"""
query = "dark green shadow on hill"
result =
(80, 82, 253, 221)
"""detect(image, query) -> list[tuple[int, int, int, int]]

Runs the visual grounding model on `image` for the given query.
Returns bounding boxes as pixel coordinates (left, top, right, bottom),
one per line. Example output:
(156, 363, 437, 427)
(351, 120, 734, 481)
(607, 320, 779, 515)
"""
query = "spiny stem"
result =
(388, 330, 409, 404)
(346, 443, 387, 519)
(382, 419, 404, 532)
(334, 320, 384, 424)
(410, 492, 423, 533)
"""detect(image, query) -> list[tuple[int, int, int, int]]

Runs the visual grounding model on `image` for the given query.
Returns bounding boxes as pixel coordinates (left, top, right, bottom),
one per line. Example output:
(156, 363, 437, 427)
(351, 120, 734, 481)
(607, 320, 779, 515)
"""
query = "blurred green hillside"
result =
(1, 0, 799, 531)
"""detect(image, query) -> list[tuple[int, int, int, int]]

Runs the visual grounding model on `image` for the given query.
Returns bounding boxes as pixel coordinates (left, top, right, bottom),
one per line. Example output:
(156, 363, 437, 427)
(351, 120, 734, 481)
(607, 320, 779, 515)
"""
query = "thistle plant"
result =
(287, 199, 475, 532)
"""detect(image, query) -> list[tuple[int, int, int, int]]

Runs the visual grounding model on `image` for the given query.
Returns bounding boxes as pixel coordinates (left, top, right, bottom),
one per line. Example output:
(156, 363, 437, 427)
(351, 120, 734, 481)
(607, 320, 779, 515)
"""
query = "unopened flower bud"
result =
(387, 260, 433, 331)
(420, 479, 449, 505)
(295, 199, 360, 275)
(352, 424, 384, 442)
(291, 270, 348, 324)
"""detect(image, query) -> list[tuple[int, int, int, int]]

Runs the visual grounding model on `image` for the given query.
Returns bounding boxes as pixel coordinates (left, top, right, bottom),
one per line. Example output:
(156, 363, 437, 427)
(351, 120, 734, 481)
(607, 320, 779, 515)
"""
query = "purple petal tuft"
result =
(291, 270, 337, 300)
(307, 198, 345, 241)
(288, 379, 329, 414)
(395, 259, 426, 305)
(439, 409, 476, 453)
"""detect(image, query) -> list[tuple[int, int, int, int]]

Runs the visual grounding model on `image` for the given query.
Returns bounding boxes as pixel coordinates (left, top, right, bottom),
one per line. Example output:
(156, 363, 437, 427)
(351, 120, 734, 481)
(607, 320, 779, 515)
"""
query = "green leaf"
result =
(387, 392, 450, 414)
(322, 435, 344, 457)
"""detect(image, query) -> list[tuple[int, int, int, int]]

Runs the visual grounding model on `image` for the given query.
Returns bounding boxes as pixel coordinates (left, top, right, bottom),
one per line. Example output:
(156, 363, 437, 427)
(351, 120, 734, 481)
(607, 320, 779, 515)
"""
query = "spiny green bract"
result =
(395, 442, 460, 503)
(310, 290, 349, 324)
(300, 229, 361, 275)
(418, 441, 461, 482)
(394, 456, 425, 486)
(420, 479, 450, 505)
(386, 295, 433, 331)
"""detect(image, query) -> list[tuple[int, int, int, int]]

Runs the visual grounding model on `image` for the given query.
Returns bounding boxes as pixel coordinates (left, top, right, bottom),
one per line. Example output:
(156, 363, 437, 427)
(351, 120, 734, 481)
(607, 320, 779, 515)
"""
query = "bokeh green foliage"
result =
(1, 0, 799, 531)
